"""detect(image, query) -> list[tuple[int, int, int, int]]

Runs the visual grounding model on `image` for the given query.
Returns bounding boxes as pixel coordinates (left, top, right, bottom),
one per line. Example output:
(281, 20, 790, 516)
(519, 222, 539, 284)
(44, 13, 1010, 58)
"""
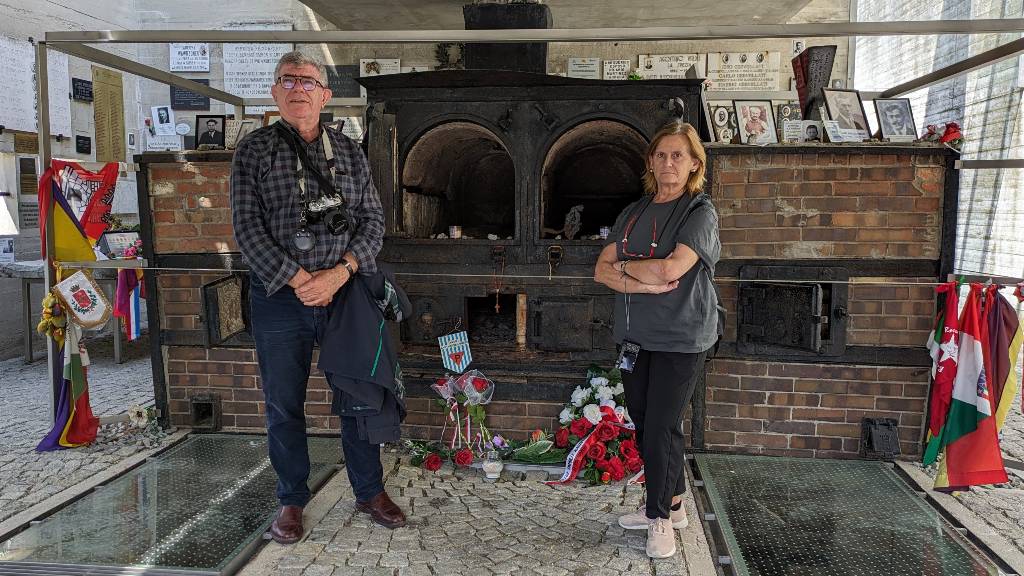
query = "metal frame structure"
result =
(33, 19, 1024, 414)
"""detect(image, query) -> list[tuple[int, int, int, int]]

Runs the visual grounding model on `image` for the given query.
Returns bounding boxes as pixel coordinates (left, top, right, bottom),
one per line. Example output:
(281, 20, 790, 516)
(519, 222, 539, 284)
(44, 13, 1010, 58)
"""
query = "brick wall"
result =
(150, 146, 950, 458)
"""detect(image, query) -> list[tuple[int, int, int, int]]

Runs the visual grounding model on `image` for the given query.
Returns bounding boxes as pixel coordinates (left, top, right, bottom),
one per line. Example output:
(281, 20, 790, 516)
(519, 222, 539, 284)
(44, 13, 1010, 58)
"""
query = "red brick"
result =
(706, 403, 737, 417)
(749, 168, 798, 182)
(707, 374, 740, 389)
(712, 389, 767, 405)
(232, 388, 264, 402)
(767, 392, 820, 407)
(821, 394, 874, 409)
(234, 363, 260, 375)
(790, 436, 844, 450)
(847, 382, 904, 396)
(794, 379, 849, 394)
(704, 431, 736, 445)
(741, 376, 795, 392)
(792, 407, 846, 422)
(736, 432, 789, 449)
(737, 405, 792, 421)
(764, 420, 815, 434)
(709, 417, 764, 432)
(874, 397, 924, 412)
(816, 422, 860, 437)
(710, 360, 767, 376)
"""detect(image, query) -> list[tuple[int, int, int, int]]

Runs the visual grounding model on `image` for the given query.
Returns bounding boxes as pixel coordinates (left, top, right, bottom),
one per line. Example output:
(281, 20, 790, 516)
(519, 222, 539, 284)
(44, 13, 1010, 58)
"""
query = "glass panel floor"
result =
(0, 434, 339, 575)
(695, 454, 998, 576)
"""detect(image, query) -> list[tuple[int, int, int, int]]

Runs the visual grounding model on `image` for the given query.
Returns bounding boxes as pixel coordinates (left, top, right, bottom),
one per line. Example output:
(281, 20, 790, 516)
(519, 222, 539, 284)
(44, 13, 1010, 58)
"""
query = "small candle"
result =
(482, 460, 502, 480)
(449, 225, 462, 239)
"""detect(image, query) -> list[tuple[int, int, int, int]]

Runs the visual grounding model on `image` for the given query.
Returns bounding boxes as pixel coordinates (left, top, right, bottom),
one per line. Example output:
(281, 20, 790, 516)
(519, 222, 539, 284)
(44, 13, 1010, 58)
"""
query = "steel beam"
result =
(956, 159, 1024, 169)
(44, 19, 1024, 44)
(48, 42, 244, 106)
(881, 36, 1024, 98)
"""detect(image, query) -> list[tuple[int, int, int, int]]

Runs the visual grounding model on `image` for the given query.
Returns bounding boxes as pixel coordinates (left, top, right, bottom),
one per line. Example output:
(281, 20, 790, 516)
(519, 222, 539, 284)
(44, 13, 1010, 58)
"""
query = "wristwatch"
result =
(341, 259, 356, 277)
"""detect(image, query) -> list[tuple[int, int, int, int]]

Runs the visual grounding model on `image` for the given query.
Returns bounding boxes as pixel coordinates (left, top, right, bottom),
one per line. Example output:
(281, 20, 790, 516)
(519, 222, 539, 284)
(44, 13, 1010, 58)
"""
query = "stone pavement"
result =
(240, 452, 712, 576)
(0, 335, 162, 524)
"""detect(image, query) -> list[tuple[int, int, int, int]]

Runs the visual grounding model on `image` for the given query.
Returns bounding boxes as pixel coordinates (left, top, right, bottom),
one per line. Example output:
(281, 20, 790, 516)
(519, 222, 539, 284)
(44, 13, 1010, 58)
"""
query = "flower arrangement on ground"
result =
(547, 366, 642, 485)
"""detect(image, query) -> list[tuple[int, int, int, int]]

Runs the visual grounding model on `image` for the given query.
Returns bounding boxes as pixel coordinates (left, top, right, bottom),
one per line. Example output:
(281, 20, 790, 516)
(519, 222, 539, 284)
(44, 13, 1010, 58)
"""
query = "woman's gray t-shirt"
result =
(608, 193, 721, 353)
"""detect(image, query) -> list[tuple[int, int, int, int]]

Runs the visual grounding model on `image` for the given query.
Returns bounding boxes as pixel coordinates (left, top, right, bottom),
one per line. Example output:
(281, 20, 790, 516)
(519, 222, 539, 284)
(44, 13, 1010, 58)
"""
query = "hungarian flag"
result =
(933, 283, 1007, 490)
(922, 282, 959, 466)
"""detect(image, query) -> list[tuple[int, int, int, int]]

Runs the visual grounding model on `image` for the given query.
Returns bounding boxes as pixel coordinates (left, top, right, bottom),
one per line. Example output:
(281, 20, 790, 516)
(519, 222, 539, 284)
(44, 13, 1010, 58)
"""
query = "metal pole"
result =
(36, 41, 58, 420)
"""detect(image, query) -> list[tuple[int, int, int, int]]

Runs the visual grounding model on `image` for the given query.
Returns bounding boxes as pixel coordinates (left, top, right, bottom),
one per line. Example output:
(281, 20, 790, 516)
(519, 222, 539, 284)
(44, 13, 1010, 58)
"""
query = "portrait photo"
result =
(708, 101, 738, 143)
(823, 89, 869, 140)
(151, 105, 175, 136)
(734, 100, 778, 144)
(875, 98, 917, 141)
(194, 115, 226, 149)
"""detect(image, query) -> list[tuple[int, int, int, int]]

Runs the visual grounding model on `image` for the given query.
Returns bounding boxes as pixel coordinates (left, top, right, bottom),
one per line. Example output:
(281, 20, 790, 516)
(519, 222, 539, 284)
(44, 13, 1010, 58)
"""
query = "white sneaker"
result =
(618, 504, 688, 530)
(646, 517, 677, 558)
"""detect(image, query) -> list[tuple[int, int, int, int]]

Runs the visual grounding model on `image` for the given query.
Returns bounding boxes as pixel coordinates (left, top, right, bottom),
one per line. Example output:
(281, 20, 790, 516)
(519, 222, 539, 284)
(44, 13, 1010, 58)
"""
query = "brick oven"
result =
(138, 71, 956, 460)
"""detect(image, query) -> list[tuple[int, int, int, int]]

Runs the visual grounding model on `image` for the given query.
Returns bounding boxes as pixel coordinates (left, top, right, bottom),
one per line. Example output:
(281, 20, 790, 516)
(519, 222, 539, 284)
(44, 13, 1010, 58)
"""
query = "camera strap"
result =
(274, 122, 345, 205)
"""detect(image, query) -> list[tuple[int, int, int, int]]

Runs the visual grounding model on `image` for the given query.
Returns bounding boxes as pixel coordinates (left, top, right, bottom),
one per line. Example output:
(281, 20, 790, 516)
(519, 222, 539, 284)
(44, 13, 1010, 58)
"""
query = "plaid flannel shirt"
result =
(230, 120, 384, 295)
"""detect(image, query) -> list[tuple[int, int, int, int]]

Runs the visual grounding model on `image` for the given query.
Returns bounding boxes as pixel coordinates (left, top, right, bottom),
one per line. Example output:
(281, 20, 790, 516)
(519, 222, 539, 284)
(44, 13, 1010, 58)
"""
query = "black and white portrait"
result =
(195, 115, 226, 148)
(823, 89, 869, 138)
(875, 98, 917, 141)
(151, 105, 175, 136)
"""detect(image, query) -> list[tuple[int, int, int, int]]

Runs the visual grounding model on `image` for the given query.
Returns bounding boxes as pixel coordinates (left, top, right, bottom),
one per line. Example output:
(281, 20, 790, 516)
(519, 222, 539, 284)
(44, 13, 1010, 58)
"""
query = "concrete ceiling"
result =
(299, 0, 815, 31)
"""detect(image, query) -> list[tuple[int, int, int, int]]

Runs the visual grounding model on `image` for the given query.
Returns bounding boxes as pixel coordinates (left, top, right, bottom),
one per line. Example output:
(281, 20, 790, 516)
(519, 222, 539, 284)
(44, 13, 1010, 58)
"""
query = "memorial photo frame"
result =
(823, 89, 870, 141)
(194, 114, 226, 149)
(707, 100, 738, 144)
(733, 100, 778, 144)
(97, 231, 141, 259)
(874, 98, 917, 142)
(226, 118, 258, 149)
(263, 110, 282, 126)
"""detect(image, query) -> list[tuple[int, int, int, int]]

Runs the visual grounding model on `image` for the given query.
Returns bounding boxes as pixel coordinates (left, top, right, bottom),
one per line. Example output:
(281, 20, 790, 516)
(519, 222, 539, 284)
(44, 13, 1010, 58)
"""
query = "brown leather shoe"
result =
(270, 505, 304, 544)
(355, 491, 407, 529)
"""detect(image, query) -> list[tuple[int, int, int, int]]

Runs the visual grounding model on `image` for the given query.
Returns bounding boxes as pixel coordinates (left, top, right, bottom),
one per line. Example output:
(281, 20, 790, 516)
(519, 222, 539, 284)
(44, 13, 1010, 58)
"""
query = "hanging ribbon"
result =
(545, 405, 634, 486)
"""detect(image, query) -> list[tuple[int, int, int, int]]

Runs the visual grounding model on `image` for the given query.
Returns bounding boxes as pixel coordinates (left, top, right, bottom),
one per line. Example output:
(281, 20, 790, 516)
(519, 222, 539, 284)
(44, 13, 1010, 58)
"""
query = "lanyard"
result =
(620, 194, 685, 259)
(295, 129, 337, 202)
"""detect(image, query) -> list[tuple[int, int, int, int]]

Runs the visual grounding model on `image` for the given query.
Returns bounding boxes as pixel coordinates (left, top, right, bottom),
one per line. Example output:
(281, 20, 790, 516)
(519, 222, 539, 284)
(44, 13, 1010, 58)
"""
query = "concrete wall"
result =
(0, 0, 143, 360)
(854, 0, 1024, 280)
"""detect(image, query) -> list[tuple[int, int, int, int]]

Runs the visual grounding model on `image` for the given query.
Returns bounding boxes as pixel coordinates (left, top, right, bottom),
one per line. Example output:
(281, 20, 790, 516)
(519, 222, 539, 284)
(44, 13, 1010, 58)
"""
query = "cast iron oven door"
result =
(737, 265, 848, 356)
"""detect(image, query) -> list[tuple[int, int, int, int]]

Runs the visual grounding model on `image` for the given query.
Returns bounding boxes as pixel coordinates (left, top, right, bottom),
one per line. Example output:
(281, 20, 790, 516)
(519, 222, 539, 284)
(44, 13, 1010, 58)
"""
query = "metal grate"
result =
(695, 453, 998, 576)
(0, 435, 339, 575)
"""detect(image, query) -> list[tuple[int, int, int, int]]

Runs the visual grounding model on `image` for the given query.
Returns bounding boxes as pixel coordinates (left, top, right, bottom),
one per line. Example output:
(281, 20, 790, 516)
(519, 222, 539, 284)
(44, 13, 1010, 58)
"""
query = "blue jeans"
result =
(249, 276, 385, 506)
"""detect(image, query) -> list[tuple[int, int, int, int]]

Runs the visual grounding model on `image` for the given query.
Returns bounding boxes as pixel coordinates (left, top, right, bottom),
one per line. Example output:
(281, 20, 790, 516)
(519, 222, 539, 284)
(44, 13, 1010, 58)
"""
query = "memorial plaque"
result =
(18, 201, 38, 229)
(75, 135, 91, 154)
(93, 67, 126, 163)
(603, 59, 630, 80)
(170, 79, 211, 111)
(169, 43, 210, 72)
(325, 65, 361, 98)
(13, 133, 38, 154)
(567, 57, 601, 79)
(706, 52, 781, 91)
(223, 24, 292, 115)
(72, 78, 93, 102)
(637, 54, 705, 79)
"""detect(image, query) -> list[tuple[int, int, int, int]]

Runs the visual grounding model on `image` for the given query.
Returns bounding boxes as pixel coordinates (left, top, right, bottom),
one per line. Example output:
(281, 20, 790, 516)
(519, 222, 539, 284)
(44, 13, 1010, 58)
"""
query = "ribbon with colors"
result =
(35, 161, 119, 450)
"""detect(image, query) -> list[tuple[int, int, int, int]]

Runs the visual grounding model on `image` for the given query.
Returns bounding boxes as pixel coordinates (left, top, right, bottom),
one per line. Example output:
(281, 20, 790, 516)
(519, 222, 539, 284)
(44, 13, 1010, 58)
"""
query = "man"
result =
(230, 51, 400, 545)
(198, 119, 223, 146)
(882, 102, 915, 136)
(743, 106, 767, 142)
(804, 123, 821, 142)
(157, 107, 170, 125)
(832, 96, 867, 132)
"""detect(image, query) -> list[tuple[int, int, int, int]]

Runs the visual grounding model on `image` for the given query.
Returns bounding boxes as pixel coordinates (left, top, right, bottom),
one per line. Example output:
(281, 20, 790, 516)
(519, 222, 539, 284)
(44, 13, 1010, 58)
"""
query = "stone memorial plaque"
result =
(170, 79, 211, 111)
(325, 65, 361, 98)
(603, 59, 630, 80)
(567, 57, 601, 79)
(75, 135, 91, 154)
(72, 78, 93, 102)
(223, 23, 292, 115)
(638, 54, 706, 79)
(169, 43, 210, 72)
(706, 52, 781, 91)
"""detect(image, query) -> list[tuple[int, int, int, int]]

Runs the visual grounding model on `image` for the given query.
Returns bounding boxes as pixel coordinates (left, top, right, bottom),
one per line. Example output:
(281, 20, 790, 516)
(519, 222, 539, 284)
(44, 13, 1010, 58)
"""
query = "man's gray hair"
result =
(274, 51, 327, 83)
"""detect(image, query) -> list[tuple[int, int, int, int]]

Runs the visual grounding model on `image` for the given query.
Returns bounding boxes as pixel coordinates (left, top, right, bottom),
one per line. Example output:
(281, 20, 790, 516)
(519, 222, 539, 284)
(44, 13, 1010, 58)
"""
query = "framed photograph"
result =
(97, 231, 141, 259)
(700, 88, 715, 142)
(776, 101, 802, 140)
(263, 110, 282, 126)
(127, 130, 136, 150)
(734, 100, 778, 144)
(823, 89, 870, 141)
(225, 119, 259, 149)
(874, 98, 917, 142)
(707, 100, 738, 144)
(151, 105, 175, 136)
(783, 120, 823, 143)
(194, 115, 226, 149)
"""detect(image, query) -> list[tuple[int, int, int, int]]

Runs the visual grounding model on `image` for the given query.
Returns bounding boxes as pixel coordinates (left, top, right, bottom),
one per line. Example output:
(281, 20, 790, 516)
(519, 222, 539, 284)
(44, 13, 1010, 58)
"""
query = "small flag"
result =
(438, 331, 472, 373)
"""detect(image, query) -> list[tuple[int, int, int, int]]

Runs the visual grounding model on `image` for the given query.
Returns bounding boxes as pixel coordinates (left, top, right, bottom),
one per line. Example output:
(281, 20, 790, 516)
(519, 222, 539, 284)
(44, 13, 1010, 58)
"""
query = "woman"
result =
(593, 120, 720, 559)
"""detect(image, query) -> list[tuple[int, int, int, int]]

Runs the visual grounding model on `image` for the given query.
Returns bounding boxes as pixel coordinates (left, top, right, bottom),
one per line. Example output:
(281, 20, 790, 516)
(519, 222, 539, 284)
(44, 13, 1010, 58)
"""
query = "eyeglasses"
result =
(277, 75, 325, 91)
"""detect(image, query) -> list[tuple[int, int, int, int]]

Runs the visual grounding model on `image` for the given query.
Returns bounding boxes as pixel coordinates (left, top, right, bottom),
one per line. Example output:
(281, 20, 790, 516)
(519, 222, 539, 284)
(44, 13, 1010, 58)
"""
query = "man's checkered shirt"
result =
(230, 121, 384, 295)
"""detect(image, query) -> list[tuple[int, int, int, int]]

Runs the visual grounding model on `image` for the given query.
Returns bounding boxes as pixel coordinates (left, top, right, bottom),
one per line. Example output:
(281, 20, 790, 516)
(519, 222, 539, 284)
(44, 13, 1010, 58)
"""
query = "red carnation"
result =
(595, 422, 618, 442)
(620, 439, 640, 460)
(554, 427, 570, 448)
(454, 448, 474, 467)
(600, 471, 611, 483)
(569, 417, 593, 437)
(423, 453, 443, 472)
(586, 442, 607, 461)
(471, 376, 488, 392)
(625, 456, 643, 474)
(604, 456, 626, 481)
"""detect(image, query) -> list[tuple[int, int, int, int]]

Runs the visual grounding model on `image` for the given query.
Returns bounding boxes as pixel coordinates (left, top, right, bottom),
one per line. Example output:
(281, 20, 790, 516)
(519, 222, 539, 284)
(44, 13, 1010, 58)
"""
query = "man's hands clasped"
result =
(288, 259, 356, 307)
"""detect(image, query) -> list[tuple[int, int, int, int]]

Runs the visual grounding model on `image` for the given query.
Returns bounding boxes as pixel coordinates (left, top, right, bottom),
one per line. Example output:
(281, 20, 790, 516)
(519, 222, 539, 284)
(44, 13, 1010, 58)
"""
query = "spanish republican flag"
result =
(922, 282, 959, 466)
(985, 285, 1021, 436)
(933, 284, 1007, 490)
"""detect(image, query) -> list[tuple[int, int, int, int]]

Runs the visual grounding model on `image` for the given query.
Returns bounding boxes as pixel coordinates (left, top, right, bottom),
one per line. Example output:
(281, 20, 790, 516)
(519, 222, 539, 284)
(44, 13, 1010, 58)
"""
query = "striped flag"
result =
(933, 283, 1007, 490)
(115, 269, 145, 341)
(438, 331, 472, 373)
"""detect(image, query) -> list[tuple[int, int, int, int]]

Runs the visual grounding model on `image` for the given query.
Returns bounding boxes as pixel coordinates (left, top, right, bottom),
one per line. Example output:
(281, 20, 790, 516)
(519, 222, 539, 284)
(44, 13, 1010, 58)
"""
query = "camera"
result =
(306, 194, 349, 235)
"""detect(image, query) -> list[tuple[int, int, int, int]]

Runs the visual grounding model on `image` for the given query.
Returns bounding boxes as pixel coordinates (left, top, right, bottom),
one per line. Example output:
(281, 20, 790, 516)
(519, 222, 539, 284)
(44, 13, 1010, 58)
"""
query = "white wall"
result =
(854, 0, 1024, 280)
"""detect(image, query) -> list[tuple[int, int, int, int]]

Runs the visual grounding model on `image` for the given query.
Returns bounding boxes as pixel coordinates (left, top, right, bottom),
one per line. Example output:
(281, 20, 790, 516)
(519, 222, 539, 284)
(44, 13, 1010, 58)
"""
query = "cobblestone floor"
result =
(257, 454, 701, 576)
(0, 335, 160, 523)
